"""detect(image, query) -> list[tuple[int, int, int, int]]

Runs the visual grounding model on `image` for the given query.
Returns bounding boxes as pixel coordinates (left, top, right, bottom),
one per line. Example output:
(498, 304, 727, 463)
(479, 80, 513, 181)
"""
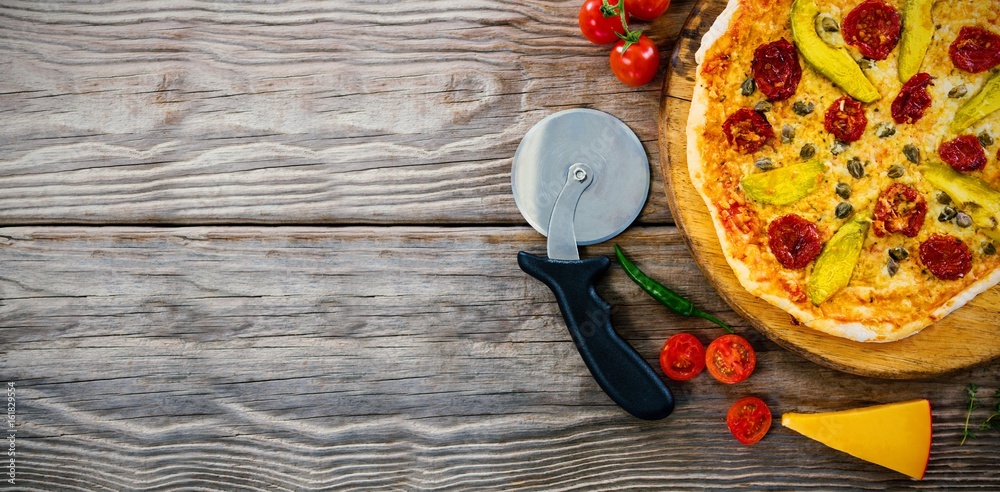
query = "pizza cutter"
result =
(512, 108, 674, 420)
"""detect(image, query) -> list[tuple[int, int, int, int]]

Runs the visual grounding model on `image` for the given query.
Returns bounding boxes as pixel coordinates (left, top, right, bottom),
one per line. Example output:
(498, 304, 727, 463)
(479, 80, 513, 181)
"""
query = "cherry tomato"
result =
(920, 234, 972, 280)
(939, 134, 987, 172)
(705, 334, 756, 384)
(950, 26, 1000, 73)
(824, 96, 868, 143)
(752, 39, 802, 101)
(722, 108, 774, 154)
(727, 396, 772, 445)
(624, 0, 670, 21)
(659, 333, 706, 381)
(842, 0, 901, 61)
(610, 35, 660, 87)
(767, 214, 823, 269)
(579, 0, 628, 45)
(891, 72, 933, 124)
(872, 183, 927, 238)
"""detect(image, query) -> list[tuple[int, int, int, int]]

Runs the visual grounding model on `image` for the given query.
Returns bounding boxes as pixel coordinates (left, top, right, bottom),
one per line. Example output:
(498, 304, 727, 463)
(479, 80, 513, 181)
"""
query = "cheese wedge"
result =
(781, 399, 932, 480)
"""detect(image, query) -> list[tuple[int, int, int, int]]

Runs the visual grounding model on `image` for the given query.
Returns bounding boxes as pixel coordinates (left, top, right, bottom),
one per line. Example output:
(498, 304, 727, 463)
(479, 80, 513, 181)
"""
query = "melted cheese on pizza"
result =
(689, 0, 1000, 341)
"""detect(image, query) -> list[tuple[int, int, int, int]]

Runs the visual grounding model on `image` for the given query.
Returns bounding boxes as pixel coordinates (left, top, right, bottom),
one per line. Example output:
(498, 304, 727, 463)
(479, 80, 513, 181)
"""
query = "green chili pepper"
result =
(614, 244, 733, 333)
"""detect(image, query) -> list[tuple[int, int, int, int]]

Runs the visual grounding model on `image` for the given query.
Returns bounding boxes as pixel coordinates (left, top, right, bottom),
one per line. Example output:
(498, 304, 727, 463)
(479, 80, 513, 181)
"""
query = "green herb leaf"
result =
(961, 383, 979, 445)
(980, 389, 1000, 432)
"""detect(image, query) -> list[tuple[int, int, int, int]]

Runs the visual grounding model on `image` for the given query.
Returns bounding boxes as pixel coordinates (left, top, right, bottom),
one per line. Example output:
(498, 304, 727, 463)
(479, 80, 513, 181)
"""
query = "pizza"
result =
(687, 0, 1000, 342)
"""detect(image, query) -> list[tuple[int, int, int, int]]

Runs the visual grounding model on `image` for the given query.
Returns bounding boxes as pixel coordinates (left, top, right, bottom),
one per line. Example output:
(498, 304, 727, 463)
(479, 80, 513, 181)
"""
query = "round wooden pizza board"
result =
(658, 0, 1000, 379)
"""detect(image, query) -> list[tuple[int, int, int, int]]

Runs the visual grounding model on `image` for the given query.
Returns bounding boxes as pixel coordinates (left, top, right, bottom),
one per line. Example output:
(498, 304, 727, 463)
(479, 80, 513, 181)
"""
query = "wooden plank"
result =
(2, 226, 999, 489)
(0, 0, 699, 226)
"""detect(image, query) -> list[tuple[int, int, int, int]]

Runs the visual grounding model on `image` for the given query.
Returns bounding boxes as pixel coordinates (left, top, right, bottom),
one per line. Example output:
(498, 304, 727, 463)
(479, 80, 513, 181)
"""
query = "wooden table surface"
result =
(1, 0, 997, 489)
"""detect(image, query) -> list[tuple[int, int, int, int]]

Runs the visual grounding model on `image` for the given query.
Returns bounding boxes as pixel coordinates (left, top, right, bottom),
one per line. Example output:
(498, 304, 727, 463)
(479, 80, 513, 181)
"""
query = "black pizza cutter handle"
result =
(518, 251, 675, 420)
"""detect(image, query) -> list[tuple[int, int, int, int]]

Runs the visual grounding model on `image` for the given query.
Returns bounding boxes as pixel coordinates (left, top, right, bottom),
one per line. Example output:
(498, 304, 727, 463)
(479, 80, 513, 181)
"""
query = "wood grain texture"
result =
(0, 0, 700, 226)
(3, 227, 999, 489)
(658, 0, 1000, 378)
(4, 0, 999, 489)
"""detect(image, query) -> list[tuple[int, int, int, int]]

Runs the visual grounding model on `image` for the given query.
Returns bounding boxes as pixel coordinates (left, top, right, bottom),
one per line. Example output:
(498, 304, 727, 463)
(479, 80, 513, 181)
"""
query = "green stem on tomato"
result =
(614, 244, 734, 333)
(617, 1, 628, 34)
(599, 0, 642, 52)
(599, 0, 620, 18)
(615, 7, 642, 52)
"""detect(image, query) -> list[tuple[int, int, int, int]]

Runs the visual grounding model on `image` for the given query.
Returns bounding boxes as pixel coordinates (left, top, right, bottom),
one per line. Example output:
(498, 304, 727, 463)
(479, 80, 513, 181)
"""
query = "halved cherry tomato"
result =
(727, 396, 772, 445)
(950, 26, 1000, 73)
(624, 0, 670, 21)
(705, 334, 756, 384)
(723, 108, 774, 154)
(579, 0, 629, 45)
(609, 35, 660, 87)
(842, 0, 901, 61)
(767, 214, 823, 269)
(920, 234, 972, 280)
(824, 96, 867, 143)
(940, 134, 987, 172)
(659, 333, 706, 381)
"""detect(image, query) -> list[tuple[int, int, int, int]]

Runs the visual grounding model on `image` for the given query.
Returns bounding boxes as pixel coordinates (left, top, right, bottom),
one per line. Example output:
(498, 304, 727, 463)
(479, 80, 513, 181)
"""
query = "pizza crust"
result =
(685, 0, 1000, 342)
(694, 0, 741, 66)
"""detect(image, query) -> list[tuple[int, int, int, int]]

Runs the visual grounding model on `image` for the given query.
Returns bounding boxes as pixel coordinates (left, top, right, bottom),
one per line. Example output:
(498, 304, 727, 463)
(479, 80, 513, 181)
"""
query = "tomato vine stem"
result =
(600, 0, 643, 52)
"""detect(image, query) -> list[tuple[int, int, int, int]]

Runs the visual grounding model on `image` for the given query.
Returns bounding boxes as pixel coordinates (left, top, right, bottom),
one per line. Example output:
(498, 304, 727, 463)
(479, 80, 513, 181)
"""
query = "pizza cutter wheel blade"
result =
(512, 109, 674, 420)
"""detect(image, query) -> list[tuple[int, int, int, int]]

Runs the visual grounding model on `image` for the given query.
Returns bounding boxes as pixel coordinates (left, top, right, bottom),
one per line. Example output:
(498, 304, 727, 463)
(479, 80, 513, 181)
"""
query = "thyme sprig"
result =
(962, 385, 1000, 444)
(961, 383, 979, 445)
(980, 390, 1000, 432)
